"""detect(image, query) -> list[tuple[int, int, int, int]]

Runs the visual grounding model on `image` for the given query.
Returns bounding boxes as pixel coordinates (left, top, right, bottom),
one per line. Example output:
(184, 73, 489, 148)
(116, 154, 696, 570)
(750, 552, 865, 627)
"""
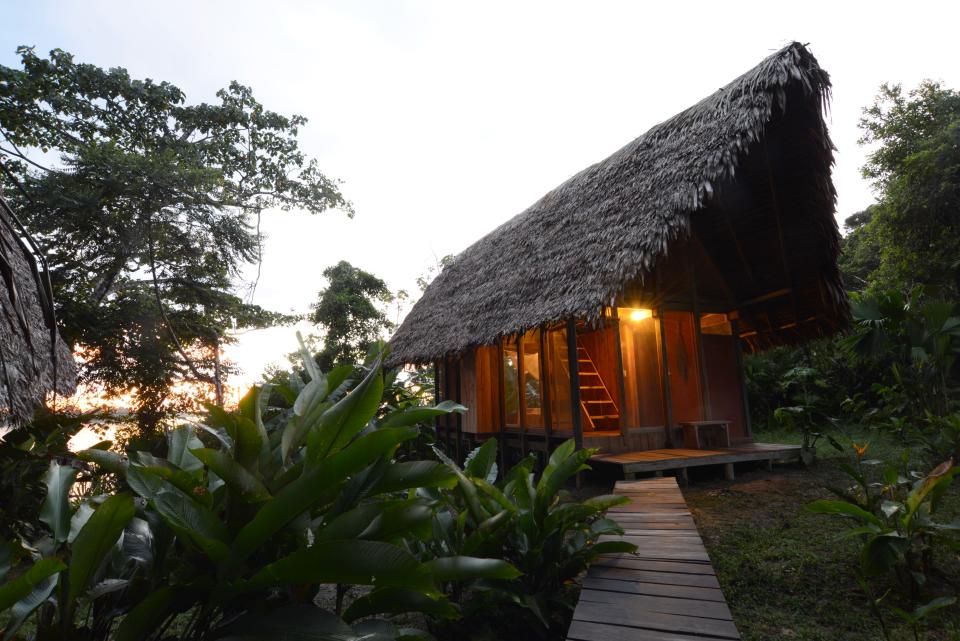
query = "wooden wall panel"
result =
(702, 335, 748, 440)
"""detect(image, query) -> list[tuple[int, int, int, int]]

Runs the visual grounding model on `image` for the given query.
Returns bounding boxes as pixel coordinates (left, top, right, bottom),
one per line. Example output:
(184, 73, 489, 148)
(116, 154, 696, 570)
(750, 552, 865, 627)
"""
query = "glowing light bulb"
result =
(629, 308, 652, 322)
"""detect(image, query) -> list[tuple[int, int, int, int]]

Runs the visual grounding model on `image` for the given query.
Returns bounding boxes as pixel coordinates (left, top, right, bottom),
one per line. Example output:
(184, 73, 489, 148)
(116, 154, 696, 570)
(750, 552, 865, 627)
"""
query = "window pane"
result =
(546, 327, 573, 430)
(503, 341, 519, 426)
(617, 308, 665, 427)
(520, 330, 543, 427)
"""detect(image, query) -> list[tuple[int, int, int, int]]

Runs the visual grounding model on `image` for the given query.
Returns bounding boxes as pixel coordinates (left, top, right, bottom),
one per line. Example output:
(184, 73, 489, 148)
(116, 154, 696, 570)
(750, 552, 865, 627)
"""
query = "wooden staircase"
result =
(574, 341, 620, 431)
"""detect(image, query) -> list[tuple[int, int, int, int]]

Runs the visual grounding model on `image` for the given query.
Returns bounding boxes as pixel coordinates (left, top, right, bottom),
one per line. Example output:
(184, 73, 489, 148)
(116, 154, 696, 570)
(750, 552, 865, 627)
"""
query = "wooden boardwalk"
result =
(566, 477, 740, 641)
(591, 442, 801, 480)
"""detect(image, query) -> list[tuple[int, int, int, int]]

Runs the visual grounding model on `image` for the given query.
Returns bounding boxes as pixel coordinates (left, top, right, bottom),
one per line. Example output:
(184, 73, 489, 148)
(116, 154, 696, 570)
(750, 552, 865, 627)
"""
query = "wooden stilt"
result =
(724, 463, 735, 481)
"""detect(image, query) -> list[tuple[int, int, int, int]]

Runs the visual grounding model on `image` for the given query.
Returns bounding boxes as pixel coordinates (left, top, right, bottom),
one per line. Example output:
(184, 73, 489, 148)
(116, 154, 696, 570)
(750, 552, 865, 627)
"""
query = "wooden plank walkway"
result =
(566, 477, 740, 641)
(591, 442, 801, 480)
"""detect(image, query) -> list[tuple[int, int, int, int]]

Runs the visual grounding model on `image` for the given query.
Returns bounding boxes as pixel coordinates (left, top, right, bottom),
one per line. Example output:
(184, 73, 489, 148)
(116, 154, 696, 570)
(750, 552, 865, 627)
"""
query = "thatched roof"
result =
(0, 195, 76, 423)
(389, 42, 846, 366)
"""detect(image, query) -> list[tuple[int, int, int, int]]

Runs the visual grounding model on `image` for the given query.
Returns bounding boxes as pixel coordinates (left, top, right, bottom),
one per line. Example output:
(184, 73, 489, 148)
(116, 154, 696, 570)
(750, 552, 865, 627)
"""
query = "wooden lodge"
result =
(387, 43, 848, 475)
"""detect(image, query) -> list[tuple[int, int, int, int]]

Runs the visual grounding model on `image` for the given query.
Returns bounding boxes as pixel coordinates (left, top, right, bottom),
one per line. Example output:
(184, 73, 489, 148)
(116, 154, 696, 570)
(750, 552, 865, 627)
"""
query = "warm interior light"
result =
(628, 308, 652, 322)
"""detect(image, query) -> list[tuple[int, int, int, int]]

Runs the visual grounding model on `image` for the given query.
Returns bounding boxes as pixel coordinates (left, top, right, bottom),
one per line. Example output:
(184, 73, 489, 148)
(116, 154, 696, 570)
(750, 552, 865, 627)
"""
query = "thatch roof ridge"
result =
(388, 42, 836, 366)
(1, 196, 77, 423)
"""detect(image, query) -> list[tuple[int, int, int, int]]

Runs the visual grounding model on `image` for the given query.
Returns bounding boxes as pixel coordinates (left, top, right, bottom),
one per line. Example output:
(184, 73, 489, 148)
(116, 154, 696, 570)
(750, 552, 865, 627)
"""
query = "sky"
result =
(4, 0, 960, 392)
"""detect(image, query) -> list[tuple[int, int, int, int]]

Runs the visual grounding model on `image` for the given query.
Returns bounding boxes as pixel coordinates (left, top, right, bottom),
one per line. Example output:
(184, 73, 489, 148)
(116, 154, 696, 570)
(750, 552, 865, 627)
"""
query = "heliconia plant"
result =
(808, 445, 959, 640)
(0, 344, 518, 641)
(414, 439, 637, 639)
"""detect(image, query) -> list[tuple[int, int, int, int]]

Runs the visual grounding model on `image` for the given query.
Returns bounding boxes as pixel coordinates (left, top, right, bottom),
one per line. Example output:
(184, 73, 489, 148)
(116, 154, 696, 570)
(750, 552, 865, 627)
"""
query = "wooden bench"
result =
(681, 420, 731, 449)
(566, 477, 741, 640)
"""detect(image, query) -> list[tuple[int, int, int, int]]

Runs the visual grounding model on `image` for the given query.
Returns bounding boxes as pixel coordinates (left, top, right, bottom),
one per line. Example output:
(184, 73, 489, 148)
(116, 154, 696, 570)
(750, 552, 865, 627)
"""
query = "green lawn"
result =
(681, 428, 960, 641)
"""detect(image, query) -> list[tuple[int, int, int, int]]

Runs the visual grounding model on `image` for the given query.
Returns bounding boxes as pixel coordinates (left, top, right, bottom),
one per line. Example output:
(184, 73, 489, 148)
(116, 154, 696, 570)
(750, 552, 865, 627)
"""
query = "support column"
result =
(516, 335, 527, 458)
(566, 318, 583, 453)
(540, 327, 553, 459)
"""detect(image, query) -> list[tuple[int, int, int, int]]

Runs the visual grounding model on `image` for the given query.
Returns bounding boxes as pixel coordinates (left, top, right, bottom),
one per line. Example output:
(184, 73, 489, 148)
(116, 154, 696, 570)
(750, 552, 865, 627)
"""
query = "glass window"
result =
(545, 327, 573, 431)
(617, 308, 665, 427)
(502, 341, 520, 426)
(700, 313, 733, 336)
(520, 330, 543, 428)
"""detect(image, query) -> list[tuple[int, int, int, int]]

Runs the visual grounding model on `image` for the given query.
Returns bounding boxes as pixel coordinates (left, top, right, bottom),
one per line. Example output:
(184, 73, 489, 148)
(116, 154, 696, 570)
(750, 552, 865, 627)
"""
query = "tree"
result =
(856, 81, 960, 296)
(309, 261, 393, 371)
(838, 207, 882, 292)
(0, 47, 350, 434)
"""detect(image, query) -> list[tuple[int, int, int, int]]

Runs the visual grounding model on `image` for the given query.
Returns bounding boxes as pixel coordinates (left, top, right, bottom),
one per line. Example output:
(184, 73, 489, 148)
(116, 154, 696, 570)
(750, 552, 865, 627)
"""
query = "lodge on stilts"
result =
(387, 42, 848, 480)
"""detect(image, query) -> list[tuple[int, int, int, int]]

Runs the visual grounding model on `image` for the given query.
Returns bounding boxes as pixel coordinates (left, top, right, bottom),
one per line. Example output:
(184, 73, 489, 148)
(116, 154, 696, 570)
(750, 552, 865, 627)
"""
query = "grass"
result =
(680, 426, 960, 641)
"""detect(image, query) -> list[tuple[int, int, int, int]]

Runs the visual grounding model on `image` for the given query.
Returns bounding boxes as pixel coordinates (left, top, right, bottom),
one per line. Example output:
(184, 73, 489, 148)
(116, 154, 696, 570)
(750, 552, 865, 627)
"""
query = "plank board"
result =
(566, 477, 740, 640)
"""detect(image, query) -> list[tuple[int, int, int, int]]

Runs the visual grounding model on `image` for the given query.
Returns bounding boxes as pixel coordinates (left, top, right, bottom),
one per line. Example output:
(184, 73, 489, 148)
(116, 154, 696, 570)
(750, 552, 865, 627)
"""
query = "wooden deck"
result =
(567, 477, 740, 641)
(590, 442, 801, 480)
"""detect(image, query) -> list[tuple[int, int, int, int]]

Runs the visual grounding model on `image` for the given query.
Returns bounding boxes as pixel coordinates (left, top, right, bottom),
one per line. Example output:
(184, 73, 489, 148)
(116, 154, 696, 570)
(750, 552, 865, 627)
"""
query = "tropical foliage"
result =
(0, 346, 519, 640)
(419, 439, 636, 639)
(808, 445, 958, 639)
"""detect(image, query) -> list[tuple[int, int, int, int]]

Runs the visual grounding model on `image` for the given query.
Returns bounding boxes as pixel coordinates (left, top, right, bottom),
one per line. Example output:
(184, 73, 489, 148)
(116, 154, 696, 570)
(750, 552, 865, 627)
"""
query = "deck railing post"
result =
(566, 317, 584, 453)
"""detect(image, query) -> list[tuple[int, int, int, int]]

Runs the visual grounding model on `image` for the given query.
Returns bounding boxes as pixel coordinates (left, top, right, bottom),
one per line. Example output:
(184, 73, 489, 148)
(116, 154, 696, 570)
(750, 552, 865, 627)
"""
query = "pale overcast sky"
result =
(4, 1, 959, 391)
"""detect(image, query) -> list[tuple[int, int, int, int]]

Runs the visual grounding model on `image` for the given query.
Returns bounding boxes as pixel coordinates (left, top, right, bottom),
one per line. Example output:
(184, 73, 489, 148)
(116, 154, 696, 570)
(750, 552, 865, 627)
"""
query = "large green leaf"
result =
(77, 448, 129, 474)
(368, 461, 457, 494)
(243, 540, 433, 592)
(226, 426, 419, 572)
(860, 533, 909, 575)
(343, 587, 458, 623)
(152, 489, 230, 562)
(3, 573, 58, 638)
(67, 501, 96, 544)
(358, 502, 435, 541)
(39, 462, 78, 542)
(68, 493, 136, 606)
(316, 500, 433, 543)
(807, 499, 884, 527)
(0, 557, 65, 612)
(425, 556, 521, 582)
(217, 603, 357, 640)
(535, 442, 591, 521)
(381, 401, 466, 429)
(227, 416, 264, 472)
(191, 447, 271, 503)
(114, 586, 195, 641)
(166, 427, 204, 473)
(307, 354, 384, 463)
(464, 438, 499, 483)
(590, 540, 638, 556)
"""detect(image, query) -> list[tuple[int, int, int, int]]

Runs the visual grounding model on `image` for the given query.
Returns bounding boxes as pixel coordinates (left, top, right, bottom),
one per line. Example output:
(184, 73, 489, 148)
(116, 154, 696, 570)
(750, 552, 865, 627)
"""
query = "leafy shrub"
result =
(808, 445, 958, 639)
(417, 439, 636, 639)
(0, 347, 514, 640)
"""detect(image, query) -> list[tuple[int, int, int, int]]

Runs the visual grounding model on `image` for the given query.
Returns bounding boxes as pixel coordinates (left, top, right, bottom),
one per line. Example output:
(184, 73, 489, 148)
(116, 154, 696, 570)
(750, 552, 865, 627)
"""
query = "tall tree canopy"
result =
(309, 261, 393, 371)
(0, 47, 350, 432)
(854, 81, 960, 296)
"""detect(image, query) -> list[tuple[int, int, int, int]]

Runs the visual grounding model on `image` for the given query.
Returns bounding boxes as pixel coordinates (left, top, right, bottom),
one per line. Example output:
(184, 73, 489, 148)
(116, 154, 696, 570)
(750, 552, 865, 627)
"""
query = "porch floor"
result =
(590, 442, 801, 480)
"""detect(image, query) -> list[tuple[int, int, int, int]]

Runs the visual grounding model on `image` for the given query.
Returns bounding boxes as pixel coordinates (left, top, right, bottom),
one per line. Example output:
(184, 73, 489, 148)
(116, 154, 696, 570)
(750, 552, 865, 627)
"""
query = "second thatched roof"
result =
(1, 196, 77, 423)
(389, 42, 845, 366)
